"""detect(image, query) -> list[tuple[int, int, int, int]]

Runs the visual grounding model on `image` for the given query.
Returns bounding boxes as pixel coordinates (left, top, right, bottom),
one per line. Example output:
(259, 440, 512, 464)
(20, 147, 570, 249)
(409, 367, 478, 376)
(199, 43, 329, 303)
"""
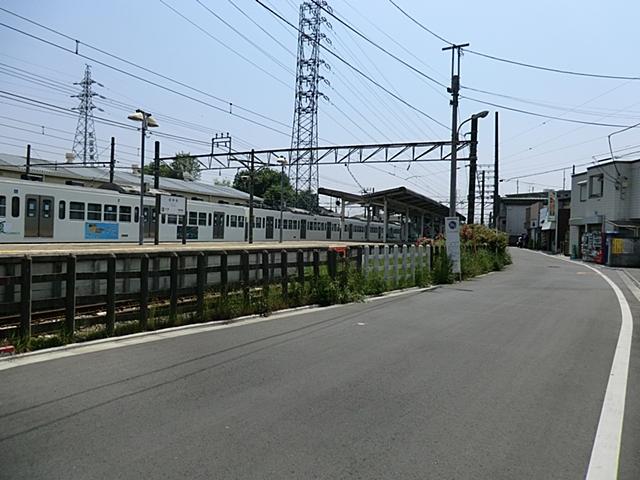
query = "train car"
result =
(0, 178, 394, 244)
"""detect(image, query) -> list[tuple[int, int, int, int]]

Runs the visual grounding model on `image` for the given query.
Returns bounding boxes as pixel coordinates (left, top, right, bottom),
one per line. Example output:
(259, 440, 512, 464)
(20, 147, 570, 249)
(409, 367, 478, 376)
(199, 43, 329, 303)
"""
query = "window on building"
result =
(589, 174, 604, 198)
(58, 200, 65, 219)
(87, 203, 101, 221)
(104, 204, 117, 221)
(579, 182, 587, 202)
(119, 206, 132, 222)
(11, 196, 19, 217)
(0, 195, 5, 217)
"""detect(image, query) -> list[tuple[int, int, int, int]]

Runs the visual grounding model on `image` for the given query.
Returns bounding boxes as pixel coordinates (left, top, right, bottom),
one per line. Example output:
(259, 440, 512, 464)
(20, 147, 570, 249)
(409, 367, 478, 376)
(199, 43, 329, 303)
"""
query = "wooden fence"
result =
(0, 244, 436, 341)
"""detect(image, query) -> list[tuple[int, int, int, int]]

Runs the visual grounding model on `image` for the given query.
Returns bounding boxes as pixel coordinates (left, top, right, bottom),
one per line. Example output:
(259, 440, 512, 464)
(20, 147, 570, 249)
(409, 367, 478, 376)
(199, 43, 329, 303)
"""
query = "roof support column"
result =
(383, 196, 388, 244)
(340, 197, 345, 241)
(420, 213, 425, 239)
(366, 204, 371, 242)
(405, 207, 410, 243)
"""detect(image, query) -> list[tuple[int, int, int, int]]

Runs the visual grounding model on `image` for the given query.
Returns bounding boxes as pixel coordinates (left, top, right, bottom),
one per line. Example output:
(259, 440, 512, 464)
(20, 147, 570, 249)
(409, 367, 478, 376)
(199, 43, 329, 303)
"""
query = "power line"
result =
(254, 0, 449, 130)
(0, 8, 294, 135)
(386, 0, 640, 81)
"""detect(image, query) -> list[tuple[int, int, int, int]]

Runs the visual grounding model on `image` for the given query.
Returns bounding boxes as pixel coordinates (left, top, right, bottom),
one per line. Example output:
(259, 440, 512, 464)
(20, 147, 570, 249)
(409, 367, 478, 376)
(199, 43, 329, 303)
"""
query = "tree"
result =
(233, 168, 295, 208)
(142, 151, 201, 180)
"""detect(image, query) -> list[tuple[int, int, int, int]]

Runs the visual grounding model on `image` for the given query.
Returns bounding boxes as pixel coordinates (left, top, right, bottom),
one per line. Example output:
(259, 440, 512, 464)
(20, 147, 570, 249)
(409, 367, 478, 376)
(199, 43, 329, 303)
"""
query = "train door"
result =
(143, 206, 156, 238)
(265, 216, 274, 239)
(300, 219, 307, 239)
(326, 221, 332, 239)
(213, 211, 225, 239)
(348, 223, 353, 240)
(24, 195, 54, 238)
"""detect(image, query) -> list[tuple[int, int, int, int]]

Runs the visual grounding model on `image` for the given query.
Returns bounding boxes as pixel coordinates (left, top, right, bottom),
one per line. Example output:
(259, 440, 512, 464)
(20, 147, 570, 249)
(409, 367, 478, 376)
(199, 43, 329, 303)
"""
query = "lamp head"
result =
(472, 110, 490, 120)
(275, 156, 287, 165)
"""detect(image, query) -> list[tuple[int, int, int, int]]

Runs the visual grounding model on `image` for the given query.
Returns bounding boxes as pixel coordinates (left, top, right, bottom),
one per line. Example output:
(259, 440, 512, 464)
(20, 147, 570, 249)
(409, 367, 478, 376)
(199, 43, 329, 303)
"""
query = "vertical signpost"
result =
(445, 217, 461, 279)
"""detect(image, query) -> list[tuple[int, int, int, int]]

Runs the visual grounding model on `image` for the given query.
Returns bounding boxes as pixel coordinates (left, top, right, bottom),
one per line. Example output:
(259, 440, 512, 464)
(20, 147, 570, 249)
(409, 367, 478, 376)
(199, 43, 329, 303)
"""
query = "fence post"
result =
(280, 250, 289, 299)
(196, 252, 206, 320)
(313, 249, 320, 279)
(52, 261, 63, 299)
(297, 249, 304, 285)
(328, 250, 337, 279)
(4, 263, 15, 303)
(417, 245, 424, 273)
(401, 245, 408, 282)
(20, 255, 32, 340)
(410, 245, 416, 281)
(106, 254, 116, 335)
(427, 245, 432, 271)
(169, 253, 178, 322)
(241, 250, 250, 305)
(262, 250, 270, 307)
(393, 245, 399, 285)
(220, 251, 228, 297)
(363, 246, 369, 279)
(356, 246, 363, 274)
(65, 254, 76, 334)
(140, 254, 149, 329)
(383, 245, 389, 283)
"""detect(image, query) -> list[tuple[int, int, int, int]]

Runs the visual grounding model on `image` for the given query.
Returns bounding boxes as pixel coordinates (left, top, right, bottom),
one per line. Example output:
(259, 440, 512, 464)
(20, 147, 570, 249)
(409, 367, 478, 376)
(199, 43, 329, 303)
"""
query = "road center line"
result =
(538, 252, 632, 479)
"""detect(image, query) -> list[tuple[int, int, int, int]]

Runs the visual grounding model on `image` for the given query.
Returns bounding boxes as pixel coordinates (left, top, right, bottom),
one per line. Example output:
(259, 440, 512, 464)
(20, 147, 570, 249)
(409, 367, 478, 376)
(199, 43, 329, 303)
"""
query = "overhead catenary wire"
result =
(385, 0, 640, 81)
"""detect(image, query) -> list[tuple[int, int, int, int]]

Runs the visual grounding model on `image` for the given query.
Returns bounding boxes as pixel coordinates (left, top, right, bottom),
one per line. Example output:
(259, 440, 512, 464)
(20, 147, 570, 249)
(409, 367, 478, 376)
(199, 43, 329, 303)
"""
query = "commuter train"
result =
(0, 178, 400, 243)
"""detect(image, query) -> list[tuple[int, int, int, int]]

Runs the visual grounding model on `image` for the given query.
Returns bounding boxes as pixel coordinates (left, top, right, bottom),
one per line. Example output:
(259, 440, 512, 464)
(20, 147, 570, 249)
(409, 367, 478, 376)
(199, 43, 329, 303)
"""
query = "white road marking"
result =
(0, 285, 437, 371)
(536, 252, 633, 479)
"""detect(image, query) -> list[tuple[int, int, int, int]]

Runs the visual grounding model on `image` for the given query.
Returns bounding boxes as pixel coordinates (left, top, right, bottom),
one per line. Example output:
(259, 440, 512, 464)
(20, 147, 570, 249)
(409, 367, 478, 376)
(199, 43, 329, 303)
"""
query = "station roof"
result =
(318, 185, 464, 220)
(0, 152, 256, 202)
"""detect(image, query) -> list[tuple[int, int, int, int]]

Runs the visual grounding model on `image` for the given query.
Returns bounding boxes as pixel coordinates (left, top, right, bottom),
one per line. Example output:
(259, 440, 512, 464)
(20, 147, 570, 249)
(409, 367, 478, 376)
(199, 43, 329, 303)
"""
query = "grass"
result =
(6, 248, 511, 353)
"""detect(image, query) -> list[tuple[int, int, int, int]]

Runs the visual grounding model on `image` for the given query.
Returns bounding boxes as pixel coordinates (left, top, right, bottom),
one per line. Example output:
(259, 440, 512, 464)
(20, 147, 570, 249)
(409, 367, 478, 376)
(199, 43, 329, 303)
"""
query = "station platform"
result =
(0, 240, 372, 257)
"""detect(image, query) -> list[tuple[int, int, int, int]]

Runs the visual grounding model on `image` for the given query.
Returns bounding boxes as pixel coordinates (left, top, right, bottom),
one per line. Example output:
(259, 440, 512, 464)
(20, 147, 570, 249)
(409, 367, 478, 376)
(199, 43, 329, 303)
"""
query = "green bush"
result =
(432, 253, 454, 284)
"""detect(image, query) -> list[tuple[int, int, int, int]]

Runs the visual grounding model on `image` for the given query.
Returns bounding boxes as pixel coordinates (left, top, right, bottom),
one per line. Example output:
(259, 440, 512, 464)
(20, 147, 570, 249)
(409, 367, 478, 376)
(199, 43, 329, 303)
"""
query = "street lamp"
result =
(276, 156, 288, 243)
(457, 110, 489, 223)
(128, 109, 159, 245)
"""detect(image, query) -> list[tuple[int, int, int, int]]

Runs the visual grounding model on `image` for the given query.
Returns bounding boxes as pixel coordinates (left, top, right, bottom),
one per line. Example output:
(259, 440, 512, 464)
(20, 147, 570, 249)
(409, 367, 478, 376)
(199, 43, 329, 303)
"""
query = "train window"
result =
(288, 219, 293, 229)
(208, 213, 212, 226)
(119, 206, 131, 222)
(69, 202, 85, 220)
(0, 196, 5, 217)
(198, 212, 206, 226)
(239, 216, 244, 227)
(178, 214, 185, 224)
(167, 214, 177, 224)
(230, 215, 237, 227)
(226, 215, 230, 227)
(42, 199, 52, 218)
(104, 204, 117, 221)
(26, 198, 37, 217)
(293, 220, 297, 229)
(58, 200, 66, 219)
(161, 214, 166, 224)
(87, 203, 101, 221)
(134, 207, 139, 223)
(189, 212, 198, 225)
(11, 196, 19, 217)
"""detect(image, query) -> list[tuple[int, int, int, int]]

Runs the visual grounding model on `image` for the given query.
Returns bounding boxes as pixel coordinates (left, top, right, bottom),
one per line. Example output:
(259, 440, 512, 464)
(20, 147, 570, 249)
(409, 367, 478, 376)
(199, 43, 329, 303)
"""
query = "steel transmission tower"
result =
(290, 0, 331, 210)
(72, 65, 103, 164)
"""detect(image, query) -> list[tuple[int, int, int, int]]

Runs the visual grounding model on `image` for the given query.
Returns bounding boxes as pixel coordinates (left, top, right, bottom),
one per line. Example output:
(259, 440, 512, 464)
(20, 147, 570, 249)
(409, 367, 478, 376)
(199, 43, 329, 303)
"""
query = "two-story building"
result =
(569, 159, 640, 265)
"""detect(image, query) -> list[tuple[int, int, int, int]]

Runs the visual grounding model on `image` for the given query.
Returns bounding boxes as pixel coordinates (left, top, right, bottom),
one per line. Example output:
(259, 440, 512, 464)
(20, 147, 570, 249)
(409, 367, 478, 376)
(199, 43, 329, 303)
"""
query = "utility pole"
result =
(442, 42, 469, 217)
(248, 149, 255, 244)
(154, 140, 161, 245)
(109, 137, 115, 183)
(562, 169, 566, 190)
(480, 170, 486, 225)
(25, 144, 31, 177)
(493, 112, 499, 229)
(466, 116, 479, 223)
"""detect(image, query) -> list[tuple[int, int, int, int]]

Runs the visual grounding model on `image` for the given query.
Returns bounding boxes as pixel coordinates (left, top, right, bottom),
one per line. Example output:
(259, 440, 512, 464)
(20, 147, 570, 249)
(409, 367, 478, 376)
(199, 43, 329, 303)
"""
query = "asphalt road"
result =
(1, 249, 637, 479)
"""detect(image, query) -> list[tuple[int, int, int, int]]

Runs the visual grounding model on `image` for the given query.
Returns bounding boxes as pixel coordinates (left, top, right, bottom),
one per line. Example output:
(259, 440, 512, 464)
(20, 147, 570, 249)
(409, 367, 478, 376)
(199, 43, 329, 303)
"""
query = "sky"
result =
(1, 0, 639, 217)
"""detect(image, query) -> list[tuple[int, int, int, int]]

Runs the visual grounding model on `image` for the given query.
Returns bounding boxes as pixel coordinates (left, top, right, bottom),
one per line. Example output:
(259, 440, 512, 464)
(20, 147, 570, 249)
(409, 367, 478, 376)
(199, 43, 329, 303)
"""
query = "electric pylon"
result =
(290, 0, 331, 211)
(72, 65, 103, 164)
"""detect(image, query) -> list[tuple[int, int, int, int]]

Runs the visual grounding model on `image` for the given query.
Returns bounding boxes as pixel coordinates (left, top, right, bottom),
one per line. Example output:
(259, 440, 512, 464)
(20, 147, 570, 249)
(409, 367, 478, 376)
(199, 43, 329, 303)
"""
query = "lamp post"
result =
(276, 156, 288, 243)
(458, 110, 489, 223)
(128, 109, 159, 245)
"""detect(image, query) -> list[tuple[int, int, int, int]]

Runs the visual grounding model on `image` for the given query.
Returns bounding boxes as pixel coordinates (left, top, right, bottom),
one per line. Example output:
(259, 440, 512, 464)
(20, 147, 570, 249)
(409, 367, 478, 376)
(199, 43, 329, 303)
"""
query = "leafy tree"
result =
(213, 178, 232, 187)
(142, 151, 201, 180)
(233, 168, 295, 208)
